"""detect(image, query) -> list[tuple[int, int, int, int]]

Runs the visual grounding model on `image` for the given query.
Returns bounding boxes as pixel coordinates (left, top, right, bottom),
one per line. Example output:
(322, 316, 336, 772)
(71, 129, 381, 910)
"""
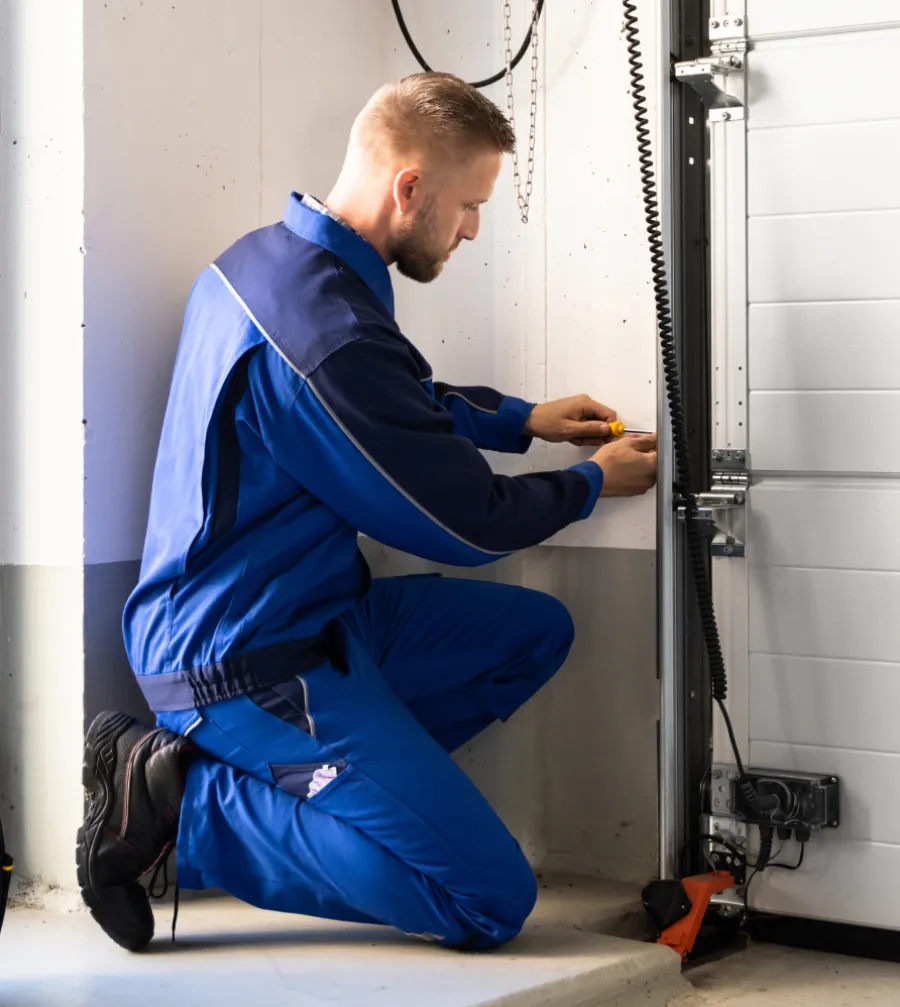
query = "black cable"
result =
(770, 843, 806, 872)
(742, 868, 758, 918)
(622, 0, 777, 821)
(390, 0, 546, 90)
(743, 842, 805, 918)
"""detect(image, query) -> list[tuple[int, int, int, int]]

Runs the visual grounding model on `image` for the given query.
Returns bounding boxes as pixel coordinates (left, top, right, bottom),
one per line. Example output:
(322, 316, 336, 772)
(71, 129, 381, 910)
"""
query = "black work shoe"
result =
(77, 711, 193, 951)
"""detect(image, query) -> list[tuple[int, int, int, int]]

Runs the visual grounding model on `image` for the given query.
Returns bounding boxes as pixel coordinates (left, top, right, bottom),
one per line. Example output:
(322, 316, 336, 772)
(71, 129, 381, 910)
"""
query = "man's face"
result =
(388, 149, 503, 283)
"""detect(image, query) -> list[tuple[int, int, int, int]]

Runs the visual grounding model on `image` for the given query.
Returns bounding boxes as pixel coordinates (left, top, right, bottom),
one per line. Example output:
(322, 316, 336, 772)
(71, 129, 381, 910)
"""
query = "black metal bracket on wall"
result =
(671, 0, 713, 879)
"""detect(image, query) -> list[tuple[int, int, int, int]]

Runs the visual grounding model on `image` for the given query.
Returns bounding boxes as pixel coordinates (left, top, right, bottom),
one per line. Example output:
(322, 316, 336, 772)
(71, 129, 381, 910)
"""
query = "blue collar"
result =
(283, 193, 395, 317)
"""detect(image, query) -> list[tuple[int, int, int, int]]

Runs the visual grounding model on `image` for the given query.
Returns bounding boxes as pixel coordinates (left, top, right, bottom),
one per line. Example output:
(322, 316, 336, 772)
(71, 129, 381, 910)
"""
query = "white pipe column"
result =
(0, 0, 87, 892)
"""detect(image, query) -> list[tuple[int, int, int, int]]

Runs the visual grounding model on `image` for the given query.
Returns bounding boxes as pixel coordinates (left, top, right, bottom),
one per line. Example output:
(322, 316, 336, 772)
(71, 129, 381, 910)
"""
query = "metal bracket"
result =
(710, 447, 747, 471)
(703, 813, 748, 886)
(708, 14, 747, 43)
(674, 58, 744, 121)
(709, 766, 740, 817)
(711, 531, 743, 558)
(674, 20, 748, 122)
(676, 453, 748, 557)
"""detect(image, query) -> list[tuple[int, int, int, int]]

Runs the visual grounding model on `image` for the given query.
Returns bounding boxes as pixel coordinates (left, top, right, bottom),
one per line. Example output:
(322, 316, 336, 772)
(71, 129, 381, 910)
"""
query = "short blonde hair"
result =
(358, 72, 516, 163)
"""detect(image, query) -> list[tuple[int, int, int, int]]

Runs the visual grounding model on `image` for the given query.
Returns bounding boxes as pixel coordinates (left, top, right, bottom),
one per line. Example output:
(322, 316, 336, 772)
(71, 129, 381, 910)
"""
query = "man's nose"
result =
(461, 209, 480, 242)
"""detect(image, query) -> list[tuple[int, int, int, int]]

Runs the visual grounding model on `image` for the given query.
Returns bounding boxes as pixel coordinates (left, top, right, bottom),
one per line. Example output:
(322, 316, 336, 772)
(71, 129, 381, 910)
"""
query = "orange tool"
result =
(656, 872, 736, 960)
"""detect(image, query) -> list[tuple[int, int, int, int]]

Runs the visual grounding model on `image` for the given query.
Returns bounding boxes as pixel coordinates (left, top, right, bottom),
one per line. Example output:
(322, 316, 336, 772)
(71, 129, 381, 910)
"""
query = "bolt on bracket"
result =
(674, 57, 745, 120)
(708, 14, 747, 42)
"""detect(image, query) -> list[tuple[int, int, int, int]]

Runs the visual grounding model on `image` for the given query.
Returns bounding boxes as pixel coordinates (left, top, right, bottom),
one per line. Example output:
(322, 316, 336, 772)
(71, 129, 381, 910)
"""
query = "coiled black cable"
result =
(622, 1, 774, 819)
(390, 0, 771, 822)
(391, 0, 546, 90)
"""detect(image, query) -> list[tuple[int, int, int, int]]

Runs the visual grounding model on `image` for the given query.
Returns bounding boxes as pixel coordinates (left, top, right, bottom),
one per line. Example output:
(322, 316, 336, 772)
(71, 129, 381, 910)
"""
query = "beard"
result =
(388, 197, 457, 283)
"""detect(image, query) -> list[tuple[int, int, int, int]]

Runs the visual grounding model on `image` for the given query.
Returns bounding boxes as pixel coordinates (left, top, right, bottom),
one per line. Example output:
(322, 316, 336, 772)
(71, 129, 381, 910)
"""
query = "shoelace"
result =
(147, 844, 180, 943)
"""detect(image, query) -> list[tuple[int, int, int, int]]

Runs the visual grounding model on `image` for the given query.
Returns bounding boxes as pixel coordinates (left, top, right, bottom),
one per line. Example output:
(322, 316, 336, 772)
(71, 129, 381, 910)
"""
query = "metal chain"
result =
(504, 0, 540, 224)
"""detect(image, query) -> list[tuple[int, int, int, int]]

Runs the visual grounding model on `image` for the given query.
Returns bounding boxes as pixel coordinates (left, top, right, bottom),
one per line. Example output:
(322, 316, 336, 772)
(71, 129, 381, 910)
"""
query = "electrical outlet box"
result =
(710, 765, 840, 841)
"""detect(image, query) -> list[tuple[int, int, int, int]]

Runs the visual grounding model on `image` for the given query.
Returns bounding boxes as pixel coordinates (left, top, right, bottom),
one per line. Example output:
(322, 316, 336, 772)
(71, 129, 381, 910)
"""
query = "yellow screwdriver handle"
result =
(608, 422, 655, 438)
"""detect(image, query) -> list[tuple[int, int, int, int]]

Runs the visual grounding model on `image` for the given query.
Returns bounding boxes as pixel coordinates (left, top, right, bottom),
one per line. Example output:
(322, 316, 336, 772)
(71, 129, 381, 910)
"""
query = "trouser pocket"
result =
(269, 759, 350, 800)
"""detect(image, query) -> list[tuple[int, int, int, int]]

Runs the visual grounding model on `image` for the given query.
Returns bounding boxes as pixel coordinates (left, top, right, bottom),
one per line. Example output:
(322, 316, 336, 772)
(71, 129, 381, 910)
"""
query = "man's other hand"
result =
(593, 434, 657, 498)
(524, 395, 617, 445)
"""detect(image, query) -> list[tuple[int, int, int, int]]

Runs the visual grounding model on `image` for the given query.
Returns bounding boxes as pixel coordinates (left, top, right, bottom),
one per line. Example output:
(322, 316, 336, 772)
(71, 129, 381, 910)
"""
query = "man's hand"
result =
(592, 434, 658, 498)
(524, 395, 617, 445)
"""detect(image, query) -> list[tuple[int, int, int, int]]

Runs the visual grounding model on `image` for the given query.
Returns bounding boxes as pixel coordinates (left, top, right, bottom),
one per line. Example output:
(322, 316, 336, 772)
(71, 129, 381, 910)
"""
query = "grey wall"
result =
(74, 541, 661, 886)
(84, 561, 150, 727)
(362, 542, 659, 883)
(526, 548, 658, 881)
(0, 566, 85, 889)
(0, 559, 148, 891)
(1, 545, 658, 891)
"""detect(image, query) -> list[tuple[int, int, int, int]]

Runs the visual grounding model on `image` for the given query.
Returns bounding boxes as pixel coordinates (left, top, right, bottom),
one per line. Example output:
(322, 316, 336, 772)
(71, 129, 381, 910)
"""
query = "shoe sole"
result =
(76, 712, 155, 952)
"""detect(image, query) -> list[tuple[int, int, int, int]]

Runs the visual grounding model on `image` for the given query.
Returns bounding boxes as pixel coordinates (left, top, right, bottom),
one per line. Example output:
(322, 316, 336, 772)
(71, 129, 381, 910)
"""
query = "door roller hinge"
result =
(676, 450, 748, 558)
(673, 15, 748, 122)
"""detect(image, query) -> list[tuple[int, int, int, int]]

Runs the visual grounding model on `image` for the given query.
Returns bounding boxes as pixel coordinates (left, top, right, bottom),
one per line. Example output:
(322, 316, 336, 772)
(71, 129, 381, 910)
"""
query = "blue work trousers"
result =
(160, 575, 574, 950)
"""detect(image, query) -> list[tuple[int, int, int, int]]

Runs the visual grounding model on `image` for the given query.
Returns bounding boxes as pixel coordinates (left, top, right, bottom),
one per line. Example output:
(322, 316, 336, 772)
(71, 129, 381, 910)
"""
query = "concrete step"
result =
(533, 874, 655, 941)
(3, 881, 689, 1007)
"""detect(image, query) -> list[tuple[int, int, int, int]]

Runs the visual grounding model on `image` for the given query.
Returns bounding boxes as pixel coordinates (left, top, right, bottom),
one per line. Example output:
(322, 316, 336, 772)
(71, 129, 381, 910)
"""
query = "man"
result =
(77, 73, 657, 953)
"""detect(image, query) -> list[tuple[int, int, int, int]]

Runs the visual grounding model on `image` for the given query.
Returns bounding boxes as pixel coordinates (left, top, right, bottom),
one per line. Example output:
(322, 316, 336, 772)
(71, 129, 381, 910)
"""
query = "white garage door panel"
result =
(750, 392, 900, 473)
(748, 1, 900, 37)
(751, 655, 900, 755)
(749, 567, 900, 664)
(751, 836, 900, 929)
(716, 1, 900, 929)
(749, 32, 900, 130)
(753, 742, 900, 845)
(749, 482, 900, 571)
(750, 302, 900, 391)
(749, 122, 900, 217)
(749, 212, 900, 304)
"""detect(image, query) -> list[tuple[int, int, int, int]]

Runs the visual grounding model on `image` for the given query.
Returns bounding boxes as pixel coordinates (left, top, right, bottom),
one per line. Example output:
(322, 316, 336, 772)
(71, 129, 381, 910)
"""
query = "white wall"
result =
(82, 0, 262, 565)
(385, 0, 659, 551)
(81, 0, 660, 563)
(82, 0, 390, 564)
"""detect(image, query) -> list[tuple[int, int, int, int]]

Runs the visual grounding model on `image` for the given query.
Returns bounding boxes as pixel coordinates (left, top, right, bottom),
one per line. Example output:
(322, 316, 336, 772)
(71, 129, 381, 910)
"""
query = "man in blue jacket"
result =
(77, 73, 657, 953)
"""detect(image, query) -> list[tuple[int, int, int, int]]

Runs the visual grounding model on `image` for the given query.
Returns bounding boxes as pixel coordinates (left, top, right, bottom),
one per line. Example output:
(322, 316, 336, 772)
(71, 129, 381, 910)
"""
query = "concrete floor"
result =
(1, 878, 690, 1007)
(6, 880, 900, 1007)
(672, 943, 900, 1007)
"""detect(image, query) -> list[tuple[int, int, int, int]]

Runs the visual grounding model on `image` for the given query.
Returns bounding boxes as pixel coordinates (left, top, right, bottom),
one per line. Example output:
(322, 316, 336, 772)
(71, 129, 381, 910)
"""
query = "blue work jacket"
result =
(123, 194, 604, 713)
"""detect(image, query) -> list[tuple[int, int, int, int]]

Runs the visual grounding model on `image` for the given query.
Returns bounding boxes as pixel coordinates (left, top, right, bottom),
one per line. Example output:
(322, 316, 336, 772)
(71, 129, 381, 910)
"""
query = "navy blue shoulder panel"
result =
(214, 223, 394, 379)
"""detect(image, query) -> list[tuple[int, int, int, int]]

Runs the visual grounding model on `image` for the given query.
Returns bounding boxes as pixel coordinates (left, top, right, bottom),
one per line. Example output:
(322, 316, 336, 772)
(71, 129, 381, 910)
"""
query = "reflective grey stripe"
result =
(212, 264, 502, 559)
(440, 390, 499, 415)
(306, 379, 506, 558)
(137, 636, 333, 713)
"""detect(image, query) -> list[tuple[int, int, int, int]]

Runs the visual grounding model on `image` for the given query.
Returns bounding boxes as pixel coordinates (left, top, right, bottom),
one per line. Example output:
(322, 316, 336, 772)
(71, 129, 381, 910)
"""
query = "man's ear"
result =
(392, 168, 421, 214)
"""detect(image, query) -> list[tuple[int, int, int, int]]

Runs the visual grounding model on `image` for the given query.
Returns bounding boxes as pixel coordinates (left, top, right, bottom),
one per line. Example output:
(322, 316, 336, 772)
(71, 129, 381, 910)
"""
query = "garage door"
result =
(709, 0, 900, 928)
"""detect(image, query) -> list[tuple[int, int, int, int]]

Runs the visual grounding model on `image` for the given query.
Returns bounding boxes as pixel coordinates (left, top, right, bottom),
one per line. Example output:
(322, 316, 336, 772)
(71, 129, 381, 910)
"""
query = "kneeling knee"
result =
(533, 593, 575, 662)
(450, 850, 538, 951)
